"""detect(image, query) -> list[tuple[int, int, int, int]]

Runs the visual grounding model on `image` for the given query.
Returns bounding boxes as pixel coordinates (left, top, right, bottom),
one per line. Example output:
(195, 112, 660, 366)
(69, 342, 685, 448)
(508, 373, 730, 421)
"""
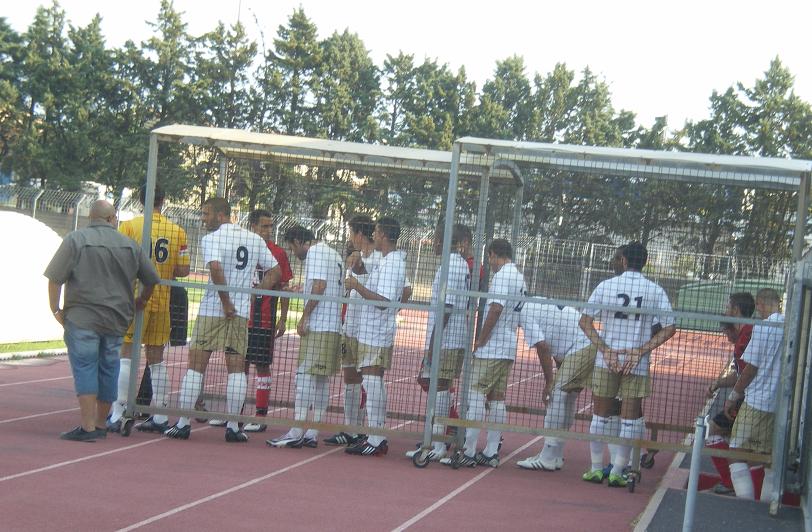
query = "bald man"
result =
(45, 200, 160, 442)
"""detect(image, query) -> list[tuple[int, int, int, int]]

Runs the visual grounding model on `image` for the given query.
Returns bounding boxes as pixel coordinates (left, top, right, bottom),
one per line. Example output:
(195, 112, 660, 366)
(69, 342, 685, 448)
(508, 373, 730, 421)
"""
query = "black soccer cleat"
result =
(163, 424, 191, 440)
(225, 428, 249, 443)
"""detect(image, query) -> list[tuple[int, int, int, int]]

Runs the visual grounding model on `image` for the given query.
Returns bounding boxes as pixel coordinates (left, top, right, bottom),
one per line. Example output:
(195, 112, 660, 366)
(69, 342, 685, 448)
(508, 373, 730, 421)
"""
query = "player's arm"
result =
(724, 363, 758, 419)
(623, 324, 676, 374)
(298, 278, 326, 336)
(277, 293, 290, 338)
(400, 285, 413, 303)
(344, 277, 390, 305)
(48, 280, 65, 326)
(475, 303, 503, 349)
(534, 340, 554, 404)
(209, 260, 235, 318)
(258, 265, 281, 292)
(173, 229, 191, 278)
(580, 313, 621, 373)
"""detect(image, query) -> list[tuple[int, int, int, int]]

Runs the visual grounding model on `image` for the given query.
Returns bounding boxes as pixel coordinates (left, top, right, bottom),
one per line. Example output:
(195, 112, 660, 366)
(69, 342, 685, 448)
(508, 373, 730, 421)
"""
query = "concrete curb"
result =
(0, 348, 67, 361)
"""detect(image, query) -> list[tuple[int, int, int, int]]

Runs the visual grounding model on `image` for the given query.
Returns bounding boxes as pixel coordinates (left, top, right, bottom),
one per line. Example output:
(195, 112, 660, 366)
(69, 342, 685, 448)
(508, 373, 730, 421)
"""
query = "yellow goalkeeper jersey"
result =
(119, 212, 189, 312)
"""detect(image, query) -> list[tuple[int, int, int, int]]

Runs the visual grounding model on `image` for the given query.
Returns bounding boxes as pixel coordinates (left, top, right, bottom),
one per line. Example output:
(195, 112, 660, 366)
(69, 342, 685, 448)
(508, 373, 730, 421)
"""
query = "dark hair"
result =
(487, 238, 512, 259)
(376, 216, 400, 242)
(720, 321, 736, 332)
(139, 183, 165, 208)
(248, 209, 273, 227)
(349, 215, 375, 241)
(283, 225, 315, 244)
(756, 288, 781, 306)
(202, 197, 231, 216)
(622, 241, 648, 271)
(455, 224, 473, 244)
(728, 292, 755, 318)
(434, 223, 467, 247)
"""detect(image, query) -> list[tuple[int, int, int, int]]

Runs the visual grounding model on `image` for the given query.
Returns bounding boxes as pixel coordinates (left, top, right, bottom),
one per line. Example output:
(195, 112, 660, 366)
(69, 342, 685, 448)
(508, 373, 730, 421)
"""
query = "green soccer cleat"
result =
(582, 469, 605, 484)
(607, 473, 627, 488)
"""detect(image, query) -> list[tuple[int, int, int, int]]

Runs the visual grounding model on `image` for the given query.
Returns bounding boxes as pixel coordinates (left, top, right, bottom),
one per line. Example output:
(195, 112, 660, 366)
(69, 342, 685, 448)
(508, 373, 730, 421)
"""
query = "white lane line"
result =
(391, 435, 543, 532)
(0, 426, 214, 483)
(0, 408, 80, 425)
(507, 372, 542, 388)
(116, 420, 414, 532)
(0, 376, 72, 388)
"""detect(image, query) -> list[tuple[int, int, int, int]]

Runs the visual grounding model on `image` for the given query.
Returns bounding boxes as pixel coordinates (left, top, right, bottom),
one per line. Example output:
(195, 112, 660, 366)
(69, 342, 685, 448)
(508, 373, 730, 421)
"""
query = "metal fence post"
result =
(73, 196, 86, 230)
(682, 416, 706, 532)
(31, 189, 45, 219)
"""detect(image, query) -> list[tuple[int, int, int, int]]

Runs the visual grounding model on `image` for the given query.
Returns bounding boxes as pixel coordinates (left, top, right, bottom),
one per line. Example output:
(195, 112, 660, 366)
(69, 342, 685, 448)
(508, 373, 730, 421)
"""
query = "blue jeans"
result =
(63, 320, 123, 403)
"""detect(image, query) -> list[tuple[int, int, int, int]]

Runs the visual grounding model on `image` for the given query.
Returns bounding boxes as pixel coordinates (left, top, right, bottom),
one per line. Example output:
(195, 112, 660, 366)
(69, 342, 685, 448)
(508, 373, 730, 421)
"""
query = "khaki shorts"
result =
(470, 358, 513, 397)
(125, 308, 171, 346)
(298, 331, 340, 376)
(421, 348, 465, 381)
(591, 366, 651, 399)
(341, 336, 359, 369)
(190, 316, 248, 356)
(358, 343, 393, 371)
(730, 402, 774, 455)
(554, 345, 598, 393)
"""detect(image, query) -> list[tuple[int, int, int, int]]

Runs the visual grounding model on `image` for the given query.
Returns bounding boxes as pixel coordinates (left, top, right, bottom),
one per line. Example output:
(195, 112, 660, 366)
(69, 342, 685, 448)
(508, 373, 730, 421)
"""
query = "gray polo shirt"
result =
(44, 220, 160, 336)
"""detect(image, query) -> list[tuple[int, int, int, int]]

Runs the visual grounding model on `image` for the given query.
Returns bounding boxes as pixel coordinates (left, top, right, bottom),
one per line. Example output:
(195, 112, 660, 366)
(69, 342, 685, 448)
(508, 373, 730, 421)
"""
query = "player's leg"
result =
(583, 366, 621, 482)
(245, 323, 274, 432)
(224, 347, 249, 442)
(346, 343, 391, 456)
(326, 336, 364, 445)
(454, 358, 489, 466)
(729, 404, 774, 500)
(302, 333, 339, 446)
(706, 414, 735, 492)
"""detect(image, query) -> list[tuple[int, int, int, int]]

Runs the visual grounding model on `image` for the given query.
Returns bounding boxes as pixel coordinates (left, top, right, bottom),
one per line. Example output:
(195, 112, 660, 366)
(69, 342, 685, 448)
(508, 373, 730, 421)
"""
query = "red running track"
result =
(0, 355, 676, 532)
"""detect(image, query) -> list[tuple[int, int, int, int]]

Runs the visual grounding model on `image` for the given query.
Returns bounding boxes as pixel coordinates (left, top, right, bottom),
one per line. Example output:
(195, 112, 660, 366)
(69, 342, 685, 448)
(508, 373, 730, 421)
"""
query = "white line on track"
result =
(116, 420, 415, 532)
(390, 435, 543, 532)
(0, 408, 79, 425)
(0, 376, 72, 388)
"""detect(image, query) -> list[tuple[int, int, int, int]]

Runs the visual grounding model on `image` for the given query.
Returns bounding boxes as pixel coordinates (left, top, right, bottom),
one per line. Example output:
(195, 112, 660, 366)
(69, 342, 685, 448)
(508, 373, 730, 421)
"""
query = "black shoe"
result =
(94, 427, 108, 439)
(266, 433, 305, 448)
(225, 428, 249, 443)
(136, 417, 169, 433)
(324, 432, 363, 446)
(303, 437, 318, 448)
(106, 418, 122, 433)
(345, 439, 388, 456)
(60, 426, 99, 442)
(164, 424, 191, 440)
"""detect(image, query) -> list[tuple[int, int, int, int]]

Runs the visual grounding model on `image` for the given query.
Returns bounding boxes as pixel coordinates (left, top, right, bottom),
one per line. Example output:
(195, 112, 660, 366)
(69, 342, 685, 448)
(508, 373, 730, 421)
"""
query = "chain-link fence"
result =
(0, 184, 95, 236)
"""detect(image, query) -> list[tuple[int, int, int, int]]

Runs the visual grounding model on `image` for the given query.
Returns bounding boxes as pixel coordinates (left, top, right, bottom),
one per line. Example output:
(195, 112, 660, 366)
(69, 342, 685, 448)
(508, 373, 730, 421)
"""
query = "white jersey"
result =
(741, 312, 784, 412)
(520, 303, 591, 359)
(199, 224, 278, 319)
(424, 253, 470, 350)
(476, 262, 527, 361)
(584, 270, 673, 376)
(303, 242, 344, 333)
(344, 250, 382, 338)
(357, 250, 406, 348)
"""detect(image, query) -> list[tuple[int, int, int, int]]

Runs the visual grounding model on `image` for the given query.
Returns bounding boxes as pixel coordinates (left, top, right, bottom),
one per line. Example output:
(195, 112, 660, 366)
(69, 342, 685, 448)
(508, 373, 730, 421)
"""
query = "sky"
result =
(5, 0, 811, 130)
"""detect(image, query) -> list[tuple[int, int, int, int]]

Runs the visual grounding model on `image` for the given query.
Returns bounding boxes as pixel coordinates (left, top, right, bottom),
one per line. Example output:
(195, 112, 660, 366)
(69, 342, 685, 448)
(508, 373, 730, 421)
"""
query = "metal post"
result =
(217, 156, 227, 199)
(531, 237, 542, 293)
(682, 416, 705, 532)
(31, 189, 45, 219)
(73, 196, 86, 230)
(419, 143, 462, 455)
(125, 134, 159, 418)
(581, 243, 595, 300)
(792, 172, 809, 261)
(275, 216, 287, 243)
(511, 184, 523, 250)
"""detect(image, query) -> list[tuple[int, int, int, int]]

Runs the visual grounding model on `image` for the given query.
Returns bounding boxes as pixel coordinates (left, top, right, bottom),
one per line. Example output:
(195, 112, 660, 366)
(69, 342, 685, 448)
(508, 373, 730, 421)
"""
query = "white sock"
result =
(484, 401, 506, 456)
(305, 375, 329, 440)
(613, 417, 645, 476)
(540, 437, 560, 462)
(730, 462, 755, 499)
(432, 390, 451, 452)
(463, 391, 486, 457)
(606, 415, 622, 469)
(344, 383, 362, 431)
(110, 358, 132, 422)
(295, 372, 315, 422)
(149, 362, 168, 424)
(176, 369, 203, 428)
(226, 372, 247, 431)
(545, 389, 569, 431)
(589, 415, 611, 471)
(762, 468, 775, 502)
(363, 375, 387, 447)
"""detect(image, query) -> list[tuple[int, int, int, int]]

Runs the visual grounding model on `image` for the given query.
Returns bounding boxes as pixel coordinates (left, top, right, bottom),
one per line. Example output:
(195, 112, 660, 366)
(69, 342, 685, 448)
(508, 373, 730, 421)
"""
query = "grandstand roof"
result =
(456, 137, 812, 191)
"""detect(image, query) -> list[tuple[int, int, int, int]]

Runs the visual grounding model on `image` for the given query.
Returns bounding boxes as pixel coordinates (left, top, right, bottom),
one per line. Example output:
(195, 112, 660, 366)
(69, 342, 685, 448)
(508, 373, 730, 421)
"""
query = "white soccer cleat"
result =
(405, 448, 447, 461)
(208, 419, 227, 427)
(517, 452, 560, 471)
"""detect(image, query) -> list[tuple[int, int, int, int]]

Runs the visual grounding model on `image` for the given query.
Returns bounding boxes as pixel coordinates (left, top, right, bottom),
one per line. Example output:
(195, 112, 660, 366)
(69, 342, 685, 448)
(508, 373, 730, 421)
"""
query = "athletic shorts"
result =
(246, 327, 276, 365)
(358, 343, 394, 371)
(470, 358, 513, 397)
(298, 331, 340, 376)
(169, 286, 188, 347)
(591, 366, 651, 399)
(125, 308, 170, 346)
(190, 316, 248, 357)
(553, 345, 598, 393)
(730, 402, 774, 455)
(420, 348, 465, 381)
(341, 336, 359, 369)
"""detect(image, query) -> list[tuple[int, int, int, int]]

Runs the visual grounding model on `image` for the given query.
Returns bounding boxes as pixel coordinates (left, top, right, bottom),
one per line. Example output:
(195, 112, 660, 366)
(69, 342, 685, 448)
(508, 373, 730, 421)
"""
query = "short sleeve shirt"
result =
(249, 240, 293, 329)
(424, 253, 470, 350)
(520, 303, 591, 359)
(741, 313, 784, 412)
(357, 250, 406, 348)
(344, 250, 382, 338)
(476, 262, 527, 360)
(584, 271, 673, 376)
(303, 242, 343, 333)
(198, 224, 277, 319)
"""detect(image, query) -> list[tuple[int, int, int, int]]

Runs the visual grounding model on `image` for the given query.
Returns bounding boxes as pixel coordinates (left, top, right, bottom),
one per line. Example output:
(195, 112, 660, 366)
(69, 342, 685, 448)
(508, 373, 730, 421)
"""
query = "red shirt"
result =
(733, 324, 753, 374)
(249, 241, 293, 328)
